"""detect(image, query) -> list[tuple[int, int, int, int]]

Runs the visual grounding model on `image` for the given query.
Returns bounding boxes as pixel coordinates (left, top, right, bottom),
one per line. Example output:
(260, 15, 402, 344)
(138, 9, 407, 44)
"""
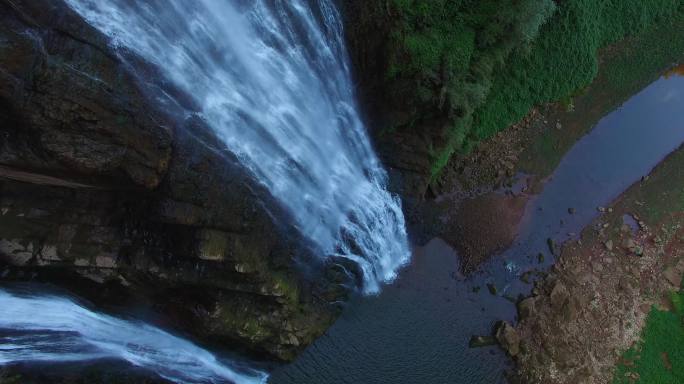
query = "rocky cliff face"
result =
(0, 0, 349, 362)
(342, 1, 440, 200)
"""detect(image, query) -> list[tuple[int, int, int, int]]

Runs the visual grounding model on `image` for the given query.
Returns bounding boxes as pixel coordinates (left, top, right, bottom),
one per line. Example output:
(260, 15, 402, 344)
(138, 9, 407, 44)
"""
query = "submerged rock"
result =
(547, 238, 556, 255)
(549, 281, 570, 309)
(469, 335, 497, 348)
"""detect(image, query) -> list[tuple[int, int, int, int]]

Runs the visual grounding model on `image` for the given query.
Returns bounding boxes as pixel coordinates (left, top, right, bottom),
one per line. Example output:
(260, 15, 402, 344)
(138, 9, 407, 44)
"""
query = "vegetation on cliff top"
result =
(365, 0, 684, 178)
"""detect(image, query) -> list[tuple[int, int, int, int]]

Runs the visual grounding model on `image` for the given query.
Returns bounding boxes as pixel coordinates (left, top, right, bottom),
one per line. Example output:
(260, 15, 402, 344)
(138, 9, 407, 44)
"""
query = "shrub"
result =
(363, 0, 684, 178)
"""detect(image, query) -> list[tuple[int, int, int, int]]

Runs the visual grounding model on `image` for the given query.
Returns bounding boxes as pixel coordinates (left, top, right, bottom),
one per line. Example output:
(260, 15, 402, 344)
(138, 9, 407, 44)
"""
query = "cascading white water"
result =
(63, 0, 410, 293)
(0, 289, 267, 384)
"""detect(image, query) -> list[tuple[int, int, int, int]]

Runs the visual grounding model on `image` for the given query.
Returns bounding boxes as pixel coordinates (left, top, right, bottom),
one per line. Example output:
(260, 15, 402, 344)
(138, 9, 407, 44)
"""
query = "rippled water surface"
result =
(270, 72, 684, 384)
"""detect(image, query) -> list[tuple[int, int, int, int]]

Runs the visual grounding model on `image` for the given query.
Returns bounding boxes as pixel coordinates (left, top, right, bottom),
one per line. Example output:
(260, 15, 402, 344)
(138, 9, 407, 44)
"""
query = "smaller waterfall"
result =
(0, 289, 267, 384)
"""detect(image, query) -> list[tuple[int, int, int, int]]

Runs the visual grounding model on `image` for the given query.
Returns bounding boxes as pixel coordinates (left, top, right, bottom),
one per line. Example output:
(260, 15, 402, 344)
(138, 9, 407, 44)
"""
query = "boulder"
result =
(496, 321, 521, 356)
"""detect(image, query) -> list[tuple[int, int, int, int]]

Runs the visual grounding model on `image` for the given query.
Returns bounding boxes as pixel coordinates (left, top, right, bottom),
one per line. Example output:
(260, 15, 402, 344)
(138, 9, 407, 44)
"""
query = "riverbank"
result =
(502, 141, 684, 383)
(345, 0, 684, 198)
(419, 14, 684, 271)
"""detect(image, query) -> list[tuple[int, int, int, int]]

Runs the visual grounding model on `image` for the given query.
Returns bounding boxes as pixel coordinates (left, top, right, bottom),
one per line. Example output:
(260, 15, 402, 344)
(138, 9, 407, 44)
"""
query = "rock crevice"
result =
(0, 0, 344, 362)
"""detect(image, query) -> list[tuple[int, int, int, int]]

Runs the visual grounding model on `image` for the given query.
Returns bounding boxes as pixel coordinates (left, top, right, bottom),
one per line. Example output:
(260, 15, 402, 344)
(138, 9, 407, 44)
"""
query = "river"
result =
(269, 70, 684, 384)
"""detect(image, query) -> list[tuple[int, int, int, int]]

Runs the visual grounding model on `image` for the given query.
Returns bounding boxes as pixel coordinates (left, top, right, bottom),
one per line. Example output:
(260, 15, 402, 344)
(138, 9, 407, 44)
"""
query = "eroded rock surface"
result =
(0, 0, 345, 362)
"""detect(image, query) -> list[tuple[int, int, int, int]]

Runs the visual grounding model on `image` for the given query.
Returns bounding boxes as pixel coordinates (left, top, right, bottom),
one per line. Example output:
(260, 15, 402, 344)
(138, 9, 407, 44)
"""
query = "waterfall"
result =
(0, 289, 267, 384)
(62, 0, 410, 294)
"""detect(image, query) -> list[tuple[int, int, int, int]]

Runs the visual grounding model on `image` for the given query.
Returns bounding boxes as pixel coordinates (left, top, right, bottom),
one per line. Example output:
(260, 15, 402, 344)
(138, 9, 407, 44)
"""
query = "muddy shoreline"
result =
(415, 26, 684, 384)
(419, 34, 684, 274)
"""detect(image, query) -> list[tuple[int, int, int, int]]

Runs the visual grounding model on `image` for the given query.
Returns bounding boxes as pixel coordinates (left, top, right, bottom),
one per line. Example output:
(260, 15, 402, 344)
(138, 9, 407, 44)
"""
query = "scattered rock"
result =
(496, 321, 520, 356)
(550, 281, 570, 308)
(568, 207, 576, 214)
(633, 246, 644, 256)
(604, 240, 614, 251)
(487, 283, 498, 295)
(663, 267, 681, 287)
(518, 297, 537, 320)
(547, 238, 556, 254)
(445, 193, 529, 272)
(623, 238, 636, 250)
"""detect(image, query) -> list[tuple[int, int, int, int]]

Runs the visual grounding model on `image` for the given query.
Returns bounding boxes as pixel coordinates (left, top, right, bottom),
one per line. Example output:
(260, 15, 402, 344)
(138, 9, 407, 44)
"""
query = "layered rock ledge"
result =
(0, 0, 349, 362)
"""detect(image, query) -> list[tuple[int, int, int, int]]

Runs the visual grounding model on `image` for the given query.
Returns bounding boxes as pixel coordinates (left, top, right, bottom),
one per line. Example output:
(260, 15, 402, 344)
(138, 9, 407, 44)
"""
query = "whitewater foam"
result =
(0, 289, 267, 384)
(63, 0, 411, 293)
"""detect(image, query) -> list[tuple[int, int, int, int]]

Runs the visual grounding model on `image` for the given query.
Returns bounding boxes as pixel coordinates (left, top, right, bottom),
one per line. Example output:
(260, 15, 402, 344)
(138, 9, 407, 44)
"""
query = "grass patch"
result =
(472, 0, 683, 141)
(517, 16, 684, 177)
(353, 0, 684, 179)
(613, 286, 684, 383)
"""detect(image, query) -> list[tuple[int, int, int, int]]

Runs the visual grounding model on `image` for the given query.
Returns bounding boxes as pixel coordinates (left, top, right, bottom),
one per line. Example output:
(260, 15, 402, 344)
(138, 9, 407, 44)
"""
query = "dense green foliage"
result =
(518, 18, 684, 178)
(387, 0, 555, 80)
(380, 0, 684, 177)
(613, 287, 684, 383)
(384, 0, 556, 175)
(474, 0, 682, 140)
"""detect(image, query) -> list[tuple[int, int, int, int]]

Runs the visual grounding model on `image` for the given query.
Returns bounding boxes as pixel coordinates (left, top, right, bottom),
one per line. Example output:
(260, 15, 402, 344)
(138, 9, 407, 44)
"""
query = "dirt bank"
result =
(501, 144, 684, 383)
(419, 18, 684, 271)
